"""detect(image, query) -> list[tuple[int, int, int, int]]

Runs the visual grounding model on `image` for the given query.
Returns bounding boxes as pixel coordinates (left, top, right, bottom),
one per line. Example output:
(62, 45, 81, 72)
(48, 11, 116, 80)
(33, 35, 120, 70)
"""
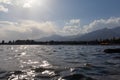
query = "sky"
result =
(0, 0, 120, 41)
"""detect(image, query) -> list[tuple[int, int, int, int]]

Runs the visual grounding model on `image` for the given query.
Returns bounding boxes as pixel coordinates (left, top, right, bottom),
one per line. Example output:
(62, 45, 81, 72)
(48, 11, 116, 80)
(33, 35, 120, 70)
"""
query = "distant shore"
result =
(0, 41, 120, 45)
(0, 38, 120, 45)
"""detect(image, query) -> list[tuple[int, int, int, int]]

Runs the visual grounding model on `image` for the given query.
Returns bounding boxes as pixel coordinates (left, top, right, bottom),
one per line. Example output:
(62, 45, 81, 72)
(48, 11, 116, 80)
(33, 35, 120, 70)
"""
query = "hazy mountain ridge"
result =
(75, 27, 120, 41)
(36, 27, 120, 41)
(36, 35, 76, 41)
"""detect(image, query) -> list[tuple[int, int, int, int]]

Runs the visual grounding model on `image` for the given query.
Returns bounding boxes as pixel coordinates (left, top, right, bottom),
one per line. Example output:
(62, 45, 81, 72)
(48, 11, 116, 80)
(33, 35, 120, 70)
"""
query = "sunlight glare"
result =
(23, 0, 46, 8)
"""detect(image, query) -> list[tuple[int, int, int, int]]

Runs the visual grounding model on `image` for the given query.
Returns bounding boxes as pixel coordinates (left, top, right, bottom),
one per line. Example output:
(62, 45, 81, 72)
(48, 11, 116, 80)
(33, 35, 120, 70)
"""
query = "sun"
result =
(23, 0, 37, 8)
(23, 0, 45, 8)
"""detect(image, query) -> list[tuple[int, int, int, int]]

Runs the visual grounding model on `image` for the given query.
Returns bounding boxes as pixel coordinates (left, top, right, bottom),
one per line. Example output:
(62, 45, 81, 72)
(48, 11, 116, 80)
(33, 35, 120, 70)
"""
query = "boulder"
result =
(59, 74, 95, 80)
(104, 48, 120, 53)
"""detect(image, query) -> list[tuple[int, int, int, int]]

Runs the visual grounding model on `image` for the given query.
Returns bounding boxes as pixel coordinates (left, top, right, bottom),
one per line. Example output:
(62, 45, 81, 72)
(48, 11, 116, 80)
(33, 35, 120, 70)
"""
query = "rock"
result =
(13, 71, 24, 75)
(113, 56, 120, 59)
(84, 63, 93, 67)
(35, 74, 54, 78)
(104, 48, 120, 53)
(59, 74, 95, 80)
(33, 67, 46, 72)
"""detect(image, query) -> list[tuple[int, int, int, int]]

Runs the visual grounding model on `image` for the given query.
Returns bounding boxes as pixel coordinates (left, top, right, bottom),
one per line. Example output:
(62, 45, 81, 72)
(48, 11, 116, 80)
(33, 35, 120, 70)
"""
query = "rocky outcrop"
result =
(59, 74, 95, 80)
(104, 48, 120, 53)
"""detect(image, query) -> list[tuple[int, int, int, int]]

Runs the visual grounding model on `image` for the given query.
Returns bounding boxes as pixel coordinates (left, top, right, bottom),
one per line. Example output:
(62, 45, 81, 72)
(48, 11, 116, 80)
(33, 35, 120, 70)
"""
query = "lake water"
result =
(0, 45, 120, 80)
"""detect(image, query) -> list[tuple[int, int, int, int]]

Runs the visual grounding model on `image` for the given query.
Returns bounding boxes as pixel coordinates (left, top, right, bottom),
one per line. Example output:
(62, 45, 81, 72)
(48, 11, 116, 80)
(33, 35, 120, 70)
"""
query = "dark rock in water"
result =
(13, 71, 24, 75)
(59, 74, 95, 80)
(35, 75, 54, 78)
(113, 56, 120, 59)
(104, 48, 120, 53)
(84, 63, 94, 68)
(33, 67, 55, 73)
(33, 67, 46, 72)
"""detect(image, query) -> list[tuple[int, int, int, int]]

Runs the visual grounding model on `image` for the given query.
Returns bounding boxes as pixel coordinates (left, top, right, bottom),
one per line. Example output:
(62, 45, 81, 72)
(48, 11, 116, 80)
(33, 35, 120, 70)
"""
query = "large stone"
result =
(104, 48, 120, 53)
(59, 74, 95, 80)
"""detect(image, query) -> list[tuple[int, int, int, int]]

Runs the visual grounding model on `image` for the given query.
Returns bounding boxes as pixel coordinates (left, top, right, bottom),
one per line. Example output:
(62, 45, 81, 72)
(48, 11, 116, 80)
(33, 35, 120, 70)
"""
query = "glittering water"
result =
(0, 45, 120, 80)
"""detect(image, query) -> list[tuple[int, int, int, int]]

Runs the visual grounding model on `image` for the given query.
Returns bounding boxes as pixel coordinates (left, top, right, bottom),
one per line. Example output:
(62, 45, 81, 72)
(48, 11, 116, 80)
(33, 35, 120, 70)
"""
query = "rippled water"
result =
(0, 45, 120, 80)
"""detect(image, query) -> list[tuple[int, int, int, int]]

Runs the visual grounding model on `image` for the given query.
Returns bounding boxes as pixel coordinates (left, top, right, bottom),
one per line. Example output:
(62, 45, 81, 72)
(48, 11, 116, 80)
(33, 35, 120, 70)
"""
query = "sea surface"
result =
(0, 45, 120, 80)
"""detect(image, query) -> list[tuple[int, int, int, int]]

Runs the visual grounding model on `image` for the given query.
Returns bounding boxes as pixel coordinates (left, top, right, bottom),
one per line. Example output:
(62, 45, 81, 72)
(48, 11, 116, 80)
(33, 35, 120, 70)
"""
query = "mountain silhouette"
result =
(75, 27, 120, 41)
(36, 27, 120, 41)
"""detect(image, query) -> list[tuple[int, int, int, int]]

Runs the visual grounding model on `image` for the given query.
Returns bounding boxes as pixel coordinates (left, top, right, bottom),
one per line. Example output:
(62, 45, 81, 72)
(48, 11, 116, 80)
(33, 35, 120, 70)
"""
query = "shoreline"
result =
(0, 44, 120, 45)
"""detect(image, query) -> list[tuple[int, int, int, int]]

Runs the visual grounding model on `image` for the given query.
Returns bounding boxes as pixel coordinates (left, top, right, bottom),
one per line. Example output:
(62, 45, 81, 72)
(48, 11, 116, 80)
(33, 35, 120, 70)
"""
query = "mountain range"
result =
(36, 27, 120, 41)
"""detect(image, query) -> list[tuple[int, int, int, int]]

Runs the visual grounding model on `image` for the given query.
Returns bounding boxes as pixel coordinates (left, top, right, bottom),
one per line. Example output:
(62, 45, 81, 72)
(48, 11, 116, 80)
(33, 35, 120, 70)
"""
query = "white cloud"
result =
(23, 0, 35, 8)
(60, 26, 83, 36)
(0, 17, 120, 41)
(0, 20, 57, 40)
(66, 19, 80, 25)
(0, 19, 83, 40)
(0, 0, 11, 4)
(83, 17, 120, 33)
(23, 3, 32, 8)
(0, 5, 8, 12)
(0, 0, 39, 8)
(59, 17, 120, 36)
(59, 19, 84, 36)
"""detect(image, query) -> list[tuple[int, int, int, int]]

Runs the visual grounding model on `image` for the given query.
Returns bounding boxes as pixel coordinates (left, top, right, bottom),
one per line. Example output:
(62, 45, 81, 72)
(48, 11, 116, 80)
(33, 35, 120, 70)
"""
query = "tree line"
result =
(0, 38, 120, 45)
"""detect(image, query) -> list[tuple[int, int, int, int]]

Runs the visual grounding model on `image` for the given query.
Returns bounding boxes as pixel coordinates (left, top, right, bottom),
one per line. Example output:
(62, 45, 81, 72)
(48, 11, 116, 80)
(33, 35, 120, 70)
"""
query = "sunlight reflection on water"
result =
(0, 45, 120, 80)
(40, 60, 52, 68)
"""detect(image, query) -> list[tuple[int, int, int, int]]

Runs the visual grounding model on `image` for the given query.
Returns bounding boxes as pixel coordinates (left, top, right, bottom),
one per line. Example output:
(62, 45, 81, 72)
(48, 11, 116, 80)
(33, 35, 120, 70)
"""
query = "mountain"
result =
(36, 27, 120, 41)
(75, 27, 120, 41)
(36, 35, 75, 41)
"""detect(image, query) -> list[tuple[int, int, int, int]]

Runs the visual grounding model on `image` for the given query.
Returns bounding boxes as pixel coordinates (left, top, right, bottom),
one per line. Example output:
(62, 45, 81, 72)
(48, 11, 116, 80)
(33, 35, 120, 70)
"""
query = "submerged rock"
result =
(113, 56, 120, 59)
(104, 48, 120, 53)
(33, 67, 46, 72)
(58, 74, 95, 80)
(13, 71, 24, 75)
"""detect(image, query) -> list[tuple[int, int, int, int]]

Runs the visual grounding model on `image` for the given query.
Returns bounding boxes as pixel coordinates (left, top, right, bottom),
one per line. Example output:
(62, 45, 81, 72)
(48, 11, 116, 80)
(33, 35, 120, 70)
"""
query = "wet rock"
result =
(13, 71, 24, 75)
(33, 67, 55, 73)
(104, 48, 120, 53)
(84, 63, 93, 67)
(113, 56, 120, 59)
(35, 71, 58, 79)
(59, 74, 95, 80)
(80, 63, 95, 70)
(33, 67, 46, 72)
(35, 74, 54, 78)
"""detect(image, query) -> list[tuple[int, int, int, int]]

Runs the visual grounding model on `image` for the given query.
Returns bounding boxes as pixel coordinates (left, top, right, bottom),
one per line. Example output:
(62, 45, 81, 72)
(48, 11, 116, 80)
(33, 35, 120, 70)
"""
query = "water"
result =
(0, 45, 120, 80)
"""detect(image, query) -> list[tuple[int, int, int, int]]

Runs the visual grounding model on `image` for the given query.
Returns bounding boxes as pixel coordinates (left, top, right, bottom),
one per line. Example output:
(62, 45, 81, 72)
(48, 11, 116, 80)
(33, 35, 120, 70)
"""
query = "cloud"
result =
(0, 17, 120, 41)
(66, 19, 80, 25)
(0, 0, 11, 4)
(83, 17, 120, 33)
(0, 19, 82, 41)
(59, 19, 84, 36)
(0, 0, 39, 8)
(0, 20, 57, 41)
(0, 5, 8, 12)
(59, 17, 120, 36)
(23, 3, 32, 8)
